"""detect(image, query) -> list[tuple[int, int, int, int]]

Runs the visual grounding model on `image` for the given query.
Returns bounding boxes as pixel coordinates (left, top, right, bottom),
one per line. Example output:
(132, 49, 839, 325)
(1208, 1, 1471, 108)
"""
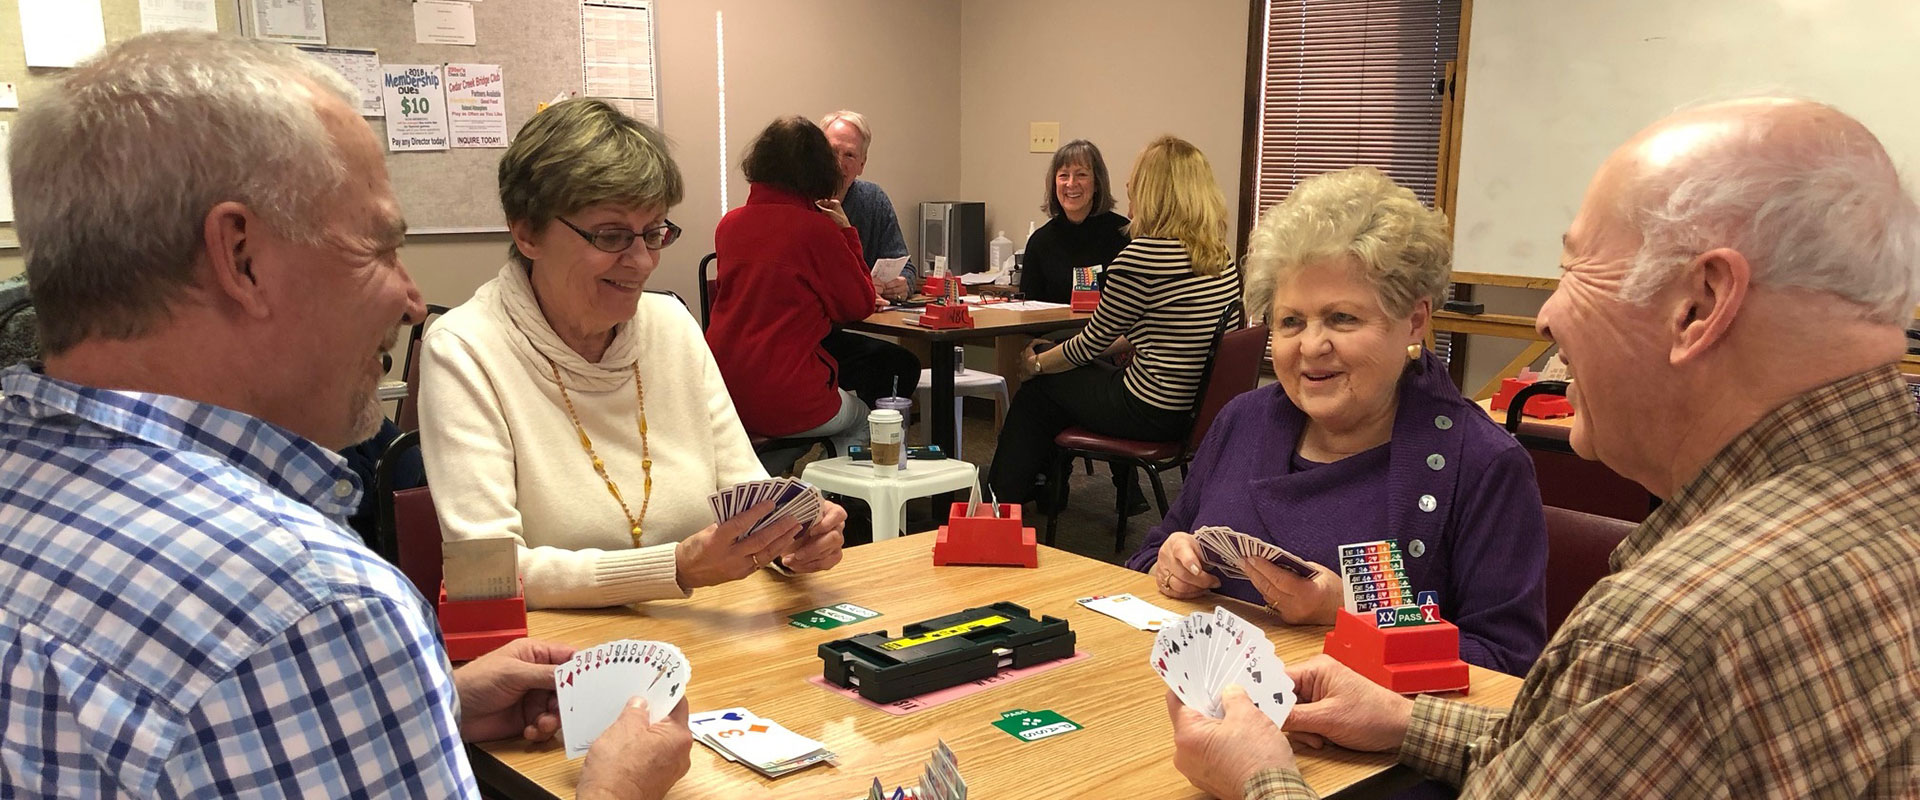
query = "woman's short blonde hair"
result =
(1126, 136, 1232, 276)
(1244, 166, 1451, 322)
(497, 98, 684, 266)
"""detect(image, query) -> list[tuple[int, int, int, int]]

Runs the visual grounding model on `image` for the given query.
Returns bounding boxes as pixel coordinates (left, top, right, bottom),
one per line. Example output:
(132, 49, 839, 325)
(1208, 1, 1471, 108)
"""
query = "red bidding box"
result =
(438, 583, 529, 662)
(1489, 377, 1574, 418)
(1322, 609, 1470, 695)
(1069, 289, 1100, 312)
(917, 303, 974, 329)
(932, 503, 1038, 568)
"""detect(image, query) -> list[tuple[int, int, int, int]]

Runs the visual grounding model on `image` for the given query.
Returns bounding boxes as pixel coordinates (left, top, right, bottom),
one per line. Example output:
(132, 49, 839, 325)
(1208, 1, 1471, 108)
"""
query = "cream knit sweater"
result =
(418, 269, 767, 609)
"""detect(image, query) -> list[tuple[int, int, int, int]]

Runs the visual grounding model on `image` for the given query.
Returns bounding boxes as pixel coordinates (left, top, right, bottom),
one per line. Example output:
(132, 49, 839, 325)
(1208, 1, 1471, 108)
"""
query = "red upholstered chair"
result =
(1046, 314, 1266, 553)
(1503, 381, 1657, 522)
(375, 430, 444, 601)
(1542, 505, 1636, 636)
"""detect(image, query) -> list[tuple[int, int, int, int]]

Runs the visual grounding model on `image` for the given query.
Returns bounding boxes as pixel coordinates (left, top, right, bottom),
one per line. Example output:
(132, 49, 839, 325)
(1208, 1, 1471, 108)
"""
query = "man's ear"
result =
(201, 201, 273, 319)
(1669, 247, 1750, 365)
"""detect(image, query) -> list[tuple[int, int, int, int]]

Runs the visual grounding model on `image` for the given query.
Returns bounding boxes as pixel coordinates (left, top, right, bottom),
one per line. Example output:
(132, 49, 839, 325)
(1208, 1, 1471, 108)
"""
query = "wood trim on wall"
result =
(1235, 0, 1266, 266)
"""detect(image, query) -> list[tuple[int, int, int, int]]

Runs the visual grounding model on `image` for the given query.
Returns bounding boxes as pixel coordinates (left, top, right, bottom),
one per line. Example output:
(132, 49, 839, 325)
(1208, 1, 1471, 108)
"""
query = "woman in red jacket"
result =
(707, 116, 888, 473)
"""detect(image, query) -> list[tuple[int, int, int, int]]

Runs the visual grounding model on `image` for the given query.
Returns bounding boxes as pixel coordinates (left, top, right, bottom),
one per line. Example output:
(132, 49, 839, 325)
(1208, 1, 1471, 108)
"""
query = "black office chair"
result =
(697, 252, 719, 328)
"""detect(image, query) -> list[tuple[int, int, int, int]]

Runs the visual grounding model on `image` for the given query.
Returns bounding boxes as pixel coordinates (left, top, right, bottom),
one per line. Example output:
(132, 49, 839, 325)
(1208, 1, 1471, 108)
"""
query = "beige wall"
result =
(957, 0, 1250, 249)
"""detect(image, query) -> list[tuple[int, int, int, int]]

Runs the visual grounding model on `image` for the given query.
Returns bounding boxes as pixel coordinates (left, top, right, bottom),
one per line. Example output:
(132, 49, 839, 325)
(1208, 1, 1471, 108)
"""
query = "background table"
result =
(472, 534, 1522, 799)
(848, 305, 1091, 456)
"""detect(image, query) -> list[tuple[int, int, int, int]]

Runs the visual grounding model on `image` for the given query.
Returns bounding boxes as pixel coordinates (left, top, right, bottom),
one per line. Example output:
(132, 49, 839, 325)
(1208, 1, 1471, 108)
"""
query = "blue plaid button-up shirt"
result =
(0, 365, 475, 798)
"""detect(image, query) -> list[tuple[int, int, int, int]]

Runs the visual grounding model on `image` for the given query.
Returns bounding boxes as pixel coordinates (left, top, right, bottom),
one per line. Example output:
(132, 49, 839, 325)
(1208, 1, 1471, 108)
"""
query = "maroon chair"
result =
(1542, 505, 1636, 636)
(1046, 315, 1266, 552)
(375, 430, 444, 601)
(393, 304, 450, 433)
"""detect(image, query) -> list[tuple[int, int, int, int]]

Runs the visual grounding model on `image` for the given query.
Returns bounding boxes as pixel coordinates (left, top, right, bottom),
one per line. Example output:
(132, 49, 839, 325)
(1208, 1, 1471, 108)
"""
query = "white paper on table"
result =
(249, 0, 326, 45)
(0, 121, 14, 224)
(445, 64, 507, 148)
(17, 0, 108, 68)
(140, 0, 219, 32)
(987, 300, 1071, 312)
(959, 271, 1001, 285)
(581, 0, 660, 126)
(871, 256, 909, 284)
(380, 65, 451, 152)
(413, 0, 477, 46)
(297, 46, 384, 117)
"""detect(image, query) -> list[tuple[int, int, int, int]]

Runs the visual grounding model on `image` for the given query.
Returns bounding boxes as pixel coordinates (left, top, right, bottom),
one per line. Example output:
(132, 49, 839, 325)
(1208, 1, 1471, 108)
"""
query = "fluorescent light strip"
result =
(715, 10, 728, 214)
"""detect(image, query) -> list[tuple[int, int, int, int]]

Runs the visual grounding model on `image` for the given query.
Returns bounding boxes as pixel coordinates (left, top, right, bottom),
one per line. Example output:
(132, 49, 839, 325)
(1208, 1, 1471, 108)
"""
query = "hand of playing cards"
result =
(709, 477, 823, 542)
(1150, 607, 1297, 727)
(1193, 525, 1317, 580)
(690, 707, 837, 778)
(555, 640, 690, 759)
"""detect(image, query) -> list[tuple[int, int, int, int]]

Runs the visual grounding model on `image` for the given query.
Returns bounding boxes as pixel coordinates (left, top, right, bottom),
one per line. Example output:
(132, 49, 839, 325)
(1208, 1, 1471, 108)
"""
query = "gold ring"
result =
(750, 554, 763, 568)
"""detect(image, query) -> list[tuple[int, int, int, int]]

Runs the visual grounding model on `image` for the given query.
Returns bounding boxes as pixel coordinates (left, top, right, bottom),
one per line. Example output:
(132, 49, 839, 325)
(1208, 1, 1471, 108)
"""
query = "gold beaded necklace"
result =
(548, 358, 652, 548)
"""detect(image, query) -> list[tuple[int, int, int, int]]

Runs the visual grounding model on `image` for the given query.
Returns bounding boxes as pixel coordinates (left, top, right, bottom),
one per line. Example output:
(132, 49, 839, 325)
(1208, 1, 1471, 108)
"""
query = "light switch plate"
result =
(0, 83, 17, 110)
(1029, 121, 1060, 153)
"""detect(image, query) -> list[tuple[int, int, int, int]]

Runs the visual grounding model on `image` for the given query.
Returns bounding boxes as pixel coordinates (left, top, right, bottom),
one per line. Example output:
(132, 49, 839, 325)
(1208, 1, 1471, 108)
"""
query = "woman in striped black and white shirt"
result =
(986, 135, 1243, 506)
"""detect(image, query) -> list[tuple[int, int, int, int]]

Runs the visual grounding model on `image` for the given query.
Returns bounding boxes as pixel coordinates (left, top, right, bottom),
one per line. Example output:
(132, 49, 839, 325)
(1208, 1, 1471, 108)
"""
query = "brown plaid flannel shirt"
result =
(1250, 366, 1920, 800)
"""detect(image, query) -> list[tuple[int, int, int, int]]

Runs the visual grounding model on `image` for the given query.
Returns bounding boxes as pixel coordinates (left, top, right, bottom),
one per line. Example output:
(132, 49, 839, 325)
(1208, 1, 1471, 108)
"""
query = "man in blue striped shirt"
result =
(0, 32, 689, 798)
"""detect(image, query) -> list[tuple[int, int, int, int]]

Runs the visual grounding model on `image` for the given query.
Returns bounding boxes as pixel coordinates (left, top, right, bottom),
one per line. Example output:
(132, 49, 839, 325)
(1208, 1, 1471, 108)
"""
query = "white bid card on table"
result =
(380, 65, 451, 151)
(249, 0, 326, 45)
(17, 0, 107, 68)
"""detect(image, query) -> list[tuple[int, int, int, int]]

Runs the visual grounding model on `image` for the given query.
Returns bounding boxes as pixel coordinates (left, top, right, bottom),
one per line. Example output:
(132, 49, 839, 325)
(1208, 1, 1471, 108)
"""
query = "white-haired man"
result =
(1169, 97, 1920, 798)
(0, 32, 688, 798)
(821, 109, 915, 300)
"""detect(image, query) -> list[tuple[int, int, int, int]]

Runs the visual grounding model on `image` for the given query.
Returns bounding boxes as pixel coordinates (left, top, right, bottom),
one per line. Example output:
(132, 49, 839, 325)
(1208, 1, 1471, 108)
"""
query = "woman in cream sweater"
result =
(419, 99, 847, 609)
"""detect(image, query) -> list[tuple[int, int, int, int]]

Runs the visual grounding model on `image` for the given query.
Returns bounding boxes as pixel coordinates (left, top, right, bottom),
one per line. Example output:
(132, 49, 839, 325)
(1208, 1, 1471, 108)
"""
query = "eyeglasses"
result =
(557, 216, 682, 253)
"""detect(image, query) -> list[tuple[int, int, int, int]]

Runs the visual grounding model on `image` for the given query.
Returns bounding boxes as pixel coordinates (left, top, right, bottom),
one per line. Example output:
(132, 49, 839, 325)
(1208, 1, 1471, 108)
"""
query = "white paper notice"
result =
(580, 0, 659, 126)
(413, 0, 477, 46)
(140, 0, 219, 33)
(445, 64, 506, 148)
(251, 0, 326, 45)
(0, 122, 13, 223)
(17, 0, 108, 68)
(380, 65, 450, 151)
(298, 46, 383, 118)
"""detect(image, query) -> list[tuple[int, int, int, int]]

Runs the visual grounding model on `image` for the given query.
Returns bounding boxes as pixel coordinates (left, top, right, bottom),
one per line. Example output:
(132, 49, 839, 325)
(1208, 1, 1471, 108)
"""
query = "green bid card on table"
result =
(991, 709, 1081, 742)
(788, 603, 881, 630)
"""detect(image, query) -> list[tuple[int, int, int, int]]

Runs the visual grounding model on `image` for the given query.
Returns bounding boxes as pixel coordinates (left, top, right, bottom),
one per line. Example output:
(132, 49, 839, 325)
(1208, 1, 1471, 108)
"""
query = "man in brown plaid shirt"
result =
(1169, 98, 1920, 799)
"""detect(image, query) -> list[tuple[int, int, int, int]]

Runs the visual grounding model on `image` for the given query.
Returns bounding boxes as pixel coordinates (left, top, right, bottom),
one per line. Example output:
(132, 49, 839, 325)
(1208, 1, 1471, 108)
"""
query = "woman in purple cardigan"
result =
(1125, 167, 1549, 675)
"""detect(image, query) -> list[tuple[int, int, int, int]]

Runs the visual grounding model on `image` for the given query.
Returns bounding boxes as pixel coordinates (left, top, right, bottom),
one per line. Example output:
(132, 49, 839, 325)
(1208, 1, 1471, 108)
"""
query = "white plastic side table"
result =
(799, 456, 979, 541)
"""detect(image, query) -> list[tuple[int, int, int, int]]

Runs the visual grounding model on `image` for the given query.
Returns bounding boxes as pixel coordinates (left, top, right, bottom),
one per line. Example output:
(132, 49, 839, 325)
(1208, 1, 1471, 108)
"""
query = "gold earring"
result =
(1407, 343, 1421, 361)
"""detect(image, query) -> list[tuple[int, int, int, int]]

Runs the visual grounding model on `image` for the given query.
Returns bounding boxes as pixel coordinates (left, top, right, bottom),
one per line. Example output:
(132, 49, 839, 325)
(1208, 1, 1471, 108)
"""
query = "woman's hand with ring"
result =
(1152, 532, 1220, 599)
(674, 500, 802, 590)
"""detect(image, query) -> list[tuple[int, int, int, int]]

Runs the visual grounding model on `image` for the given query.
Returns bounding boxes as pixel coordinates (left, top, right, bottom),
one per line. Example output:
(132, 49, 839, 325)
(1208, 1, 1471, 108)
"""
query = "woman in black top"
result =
(1021, 140, 1131, 303)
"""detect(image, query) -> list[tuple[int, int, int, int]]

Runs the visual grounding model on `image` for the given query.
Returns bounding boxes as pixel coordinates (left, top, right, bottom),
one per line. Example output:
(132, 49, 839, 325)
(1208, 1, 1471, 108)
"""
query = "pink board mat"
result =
(809, 651, 1092, 716)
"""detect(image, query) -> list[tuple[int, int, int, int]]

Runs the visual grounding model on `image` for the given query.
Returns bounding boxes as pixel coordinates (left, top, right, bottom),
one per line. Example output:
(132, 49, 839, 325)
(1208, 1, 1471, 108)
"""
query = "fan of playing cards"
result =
(556, 640, 690, 759)
(1193, 525, 1317, 580)
(710, 477, 823, 541)
(1150, 607, 1297, 726)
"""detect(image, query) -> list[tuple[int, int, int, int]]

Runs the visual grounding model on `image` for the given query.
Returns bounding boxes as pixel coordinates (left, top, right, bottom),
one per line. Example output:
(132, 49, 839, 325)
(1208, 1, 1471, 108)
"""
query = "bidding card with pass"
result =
(1192, 525, 1316, 580)
(555, 640, 689, 759)
(1149, 607, 1297, 727)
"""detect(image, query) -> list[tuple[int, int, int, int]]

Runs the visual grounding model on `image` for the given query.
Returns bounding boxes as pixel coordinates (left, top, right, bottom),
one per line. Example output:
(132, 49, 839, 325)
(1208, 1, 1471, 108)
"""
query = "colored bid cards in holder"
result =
(555, 640, 689, 759)
(1338, 539, 1414, 614)
(1150, 607, 1296, 726)
(690, 707, 837, 778)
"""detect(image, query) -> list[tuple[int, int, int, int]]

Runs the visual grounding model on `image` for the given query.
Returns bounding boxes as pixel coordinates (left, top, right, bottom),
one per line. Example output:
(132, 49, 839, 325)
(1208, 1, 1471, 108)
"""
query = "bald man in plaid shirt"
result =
(1170, 98, 1920, 799)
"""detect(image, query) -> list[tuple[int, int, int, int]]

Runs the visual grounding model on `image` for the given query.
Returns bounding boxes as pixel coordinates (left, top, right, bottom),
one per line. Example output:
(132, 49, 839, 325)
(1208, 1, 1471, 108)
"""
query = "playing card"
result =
(1194, 526, 1316, 580)
(690, 707, 836, 778)
(1150, 608, 1298, 726)
(557, 640, 689, 759)
(1076, 593, 1177, 631)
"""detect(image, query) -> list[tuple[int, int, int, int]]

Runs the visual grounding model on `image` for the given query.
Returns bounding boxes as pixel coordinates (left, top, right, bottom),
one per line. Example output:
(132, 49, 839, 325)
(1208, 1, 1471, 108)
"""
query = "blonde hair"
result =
(497, 98, 684, 267)
(1126, 136, 1231, 276)
(819, 109, 872, 151)
(1244, 166, 1451, 322)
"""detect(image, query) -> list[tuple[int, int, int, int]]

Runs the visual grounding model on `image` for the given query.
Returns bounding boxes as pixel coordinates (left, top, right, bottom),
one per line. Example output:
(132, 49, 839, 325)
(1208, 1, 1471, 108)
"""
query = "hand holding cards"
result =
(555, 640, 690, 759)
(1193, 526, 1316, 579)
(1150, 607, 1297, 728)
(709, 477, 822, 541)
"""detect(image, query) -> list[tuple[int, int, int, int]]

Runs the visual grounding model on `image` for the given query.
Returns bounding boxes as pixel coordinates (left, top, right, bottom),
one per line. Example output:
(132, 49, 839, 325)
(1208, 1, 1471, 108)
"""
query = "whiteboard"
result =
(1453, 0, 1920, 280)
